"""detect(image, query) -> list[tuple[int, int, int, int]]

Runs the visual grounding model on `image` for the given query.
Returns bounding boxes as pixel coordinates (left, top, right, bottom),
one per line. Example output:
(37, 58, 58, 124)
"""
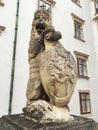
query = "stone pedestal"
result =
(0, 114, 97, 130)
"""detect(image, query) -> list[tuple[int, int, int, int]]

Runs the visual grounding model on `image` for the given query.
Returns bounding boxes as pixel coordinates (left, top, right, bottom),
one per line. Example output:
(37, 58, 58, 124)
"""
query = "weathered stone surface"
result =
(0, 114, 97, 130)
(24, 9, 77, 121)
(23, 100, 73, 121)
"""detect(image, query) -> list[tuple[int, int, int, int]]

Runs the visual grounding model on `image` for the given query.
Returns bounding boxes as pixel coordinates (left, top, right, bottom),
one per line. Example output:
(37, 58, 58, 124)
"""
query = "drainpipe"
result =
(8, 0, 20, 115)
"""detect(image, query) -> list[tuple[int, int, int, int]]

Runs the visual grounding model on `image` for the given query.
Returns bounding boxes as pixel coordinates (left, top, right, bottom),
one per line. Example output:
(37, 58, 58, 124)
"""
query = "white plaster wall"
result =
(91, 1, 98, 64)
(53, 0, 98, 121)
(12, 0, 37, 114)
(0, 0, 17, 116)
(90, 0, 98, 122)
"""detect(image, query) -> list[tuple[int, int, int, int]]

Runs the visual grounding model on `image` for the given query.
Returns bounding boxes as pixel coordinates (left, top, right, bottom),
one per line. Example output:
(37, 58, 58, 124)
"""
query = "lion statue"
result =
(26, 9, 51, 104)
(23, 9, 77, 121)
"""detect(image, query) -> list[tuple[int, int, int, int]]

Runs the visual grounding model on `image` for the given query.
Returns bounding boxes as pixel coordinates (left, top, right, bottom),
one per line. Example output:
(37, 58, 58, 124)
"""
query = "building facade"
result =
(0, 0, 98, 121)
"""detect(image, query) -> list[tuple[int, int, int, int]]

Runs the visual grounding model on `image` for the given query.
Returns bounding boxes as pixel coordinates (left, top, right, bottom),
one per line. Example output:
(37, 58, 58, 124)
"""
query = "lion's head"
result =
(31, 9, 51, 37)
(28, 9, 51, 59)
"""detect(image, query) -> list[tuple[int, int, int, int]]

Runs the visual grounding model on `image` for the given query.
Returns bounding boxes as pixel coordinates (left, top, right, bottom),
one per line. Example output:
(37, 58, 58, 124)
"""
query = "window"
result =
(0, 25, 5, 35)
(38, 0, 55, 21)
(77, 58, 87, 77)
(74, 51, 89, 79)
(71, 13, 85, 42)
(74, 20, 83, 40)
(72, 0, 81, 7)
(39, 0, 51, 12)
(0, 0, 4, 6)
(79, 91, 91, 114)
(94, 0, 98, 14)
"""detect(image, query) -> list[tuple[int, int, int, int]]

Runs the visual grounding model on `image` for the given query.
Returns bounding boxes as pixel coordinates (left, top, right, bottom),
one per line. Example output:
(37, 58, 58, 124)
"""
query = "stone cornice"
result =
(71, 13, 85, 23)
(74, 51, 89, 58)
(0, 25, 5, 33)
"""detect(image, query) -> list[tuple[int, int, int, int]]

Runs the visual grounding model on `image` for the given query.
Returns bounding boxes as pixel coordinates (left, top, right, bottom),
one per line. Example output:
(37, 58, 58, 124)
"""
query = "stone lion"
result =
(24, 9, 77, 121)
(26, 9, 51, 104)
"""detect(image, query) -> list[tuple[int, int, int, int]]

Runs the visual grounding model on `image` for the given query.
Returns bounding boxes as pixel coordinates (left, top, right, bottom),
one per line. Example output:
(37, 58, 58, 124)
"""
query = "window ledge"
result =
(71, 0, 82, 8)
(0, 25, 5, 34)
(0, 25, 5, 30)
(80, 113, 92, 117)
(78, 76, 90, 80)
(93, 13, 98, 21)
(74, 36, 85, 42)
(0, 2, 4, 6)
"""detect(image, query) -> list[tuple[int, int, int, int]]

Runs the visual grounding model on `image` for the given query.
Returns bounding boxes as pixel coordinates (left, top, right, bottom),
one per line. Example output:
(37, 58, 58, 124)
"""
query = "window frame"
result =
(38, 0, 56, 22)
(74, 51, 89, 79)
(94, 0, 98, 14)
(79, 91, 92, 115)
(77, 58, 87, 77)
(74, 20, 83, 40)
(71, 13, 85, 42)
(71, 0, 81, 7)
(0, 25, 5, 35)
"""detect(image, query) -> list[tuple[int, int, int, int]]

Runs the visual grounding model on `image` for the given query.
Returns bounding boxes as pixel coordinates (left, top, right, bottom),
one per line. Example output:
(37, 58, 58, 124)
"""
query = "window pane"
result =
(79, 65, 84, 75)
(78, 59, 86, 65)
(77, 58, 87, 76)
(86, 93, 90, 99)
(81, 100, 87, 113)
(86, 100, 90, 111)
(45, 3, 51, 12)
(96, 0, 98, 8)
(95, 0, 98, 13)
(39, 0, 51, 12)
(75, 20, 83, 39)
(79, 92, 91, 114)
(80, 93, 86, 99)
(39, 0, 46, 8)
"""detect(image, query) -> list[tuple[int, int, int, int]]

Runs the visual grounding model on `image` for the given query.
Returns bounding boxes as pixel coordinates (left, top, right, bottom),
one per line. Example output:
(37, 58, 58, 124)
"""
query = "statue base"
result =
(23, 100, 73, 121)
(0, 114, 97, 130)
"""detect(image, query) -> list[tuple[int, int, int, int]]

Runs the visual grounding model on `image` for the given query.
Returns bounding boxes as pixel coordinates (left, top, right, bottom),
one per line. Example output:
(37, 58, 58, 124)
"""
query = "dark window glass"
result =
(77, 58, 87, 77)
(74, 20, 83, 40)
(39, 0, 51, 13)
(95, 0, 98, 13)
(79, 92, 91, 114)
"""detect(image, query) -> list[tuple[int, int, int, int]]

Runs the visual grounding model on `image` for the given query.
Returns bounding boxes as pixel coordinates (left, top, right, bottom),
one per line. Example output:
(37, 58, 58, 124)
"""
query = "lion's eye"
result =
(42, 17, 45, 19)
(35, 16, 40, 20)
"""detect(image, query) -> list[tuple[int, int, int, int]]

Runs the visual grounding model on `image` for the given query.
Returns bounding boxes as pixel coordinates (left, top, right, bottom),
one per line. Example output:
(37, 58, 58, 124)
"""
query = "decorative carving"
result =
(23, 9, 77, 121)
